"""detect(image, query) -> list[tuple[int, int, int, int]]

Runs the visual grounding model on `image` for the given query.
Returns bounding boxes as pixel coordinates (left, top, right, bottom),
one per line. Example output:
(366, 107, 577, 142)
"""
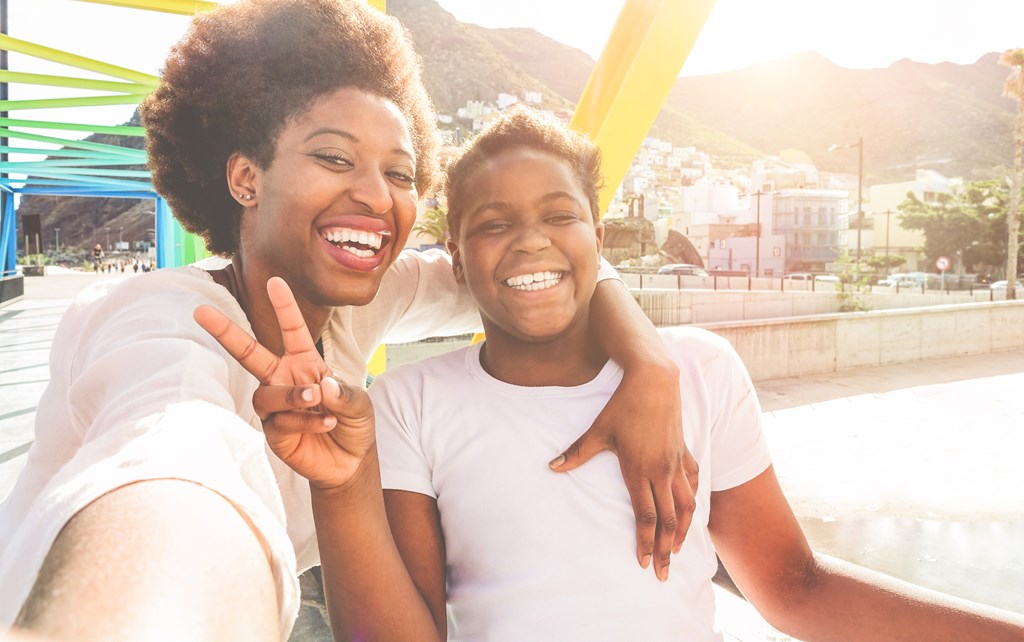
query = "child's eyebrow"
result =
(538, 191, 584, 207)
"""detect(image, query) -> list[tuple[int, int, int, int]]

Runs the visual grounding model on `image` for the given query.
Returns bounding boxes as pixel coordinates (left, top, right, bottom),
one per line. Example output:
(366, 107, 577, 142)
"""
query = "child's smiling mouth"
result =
(503, 271, 564, 291)
(322, 226, 392, 258)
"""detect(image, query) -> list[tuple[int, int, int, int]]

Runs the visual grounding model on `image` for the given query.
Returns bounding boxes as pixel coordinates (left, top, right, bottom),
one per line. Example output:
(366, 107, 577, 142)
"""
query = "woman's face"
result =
(241, 86, 418, 308)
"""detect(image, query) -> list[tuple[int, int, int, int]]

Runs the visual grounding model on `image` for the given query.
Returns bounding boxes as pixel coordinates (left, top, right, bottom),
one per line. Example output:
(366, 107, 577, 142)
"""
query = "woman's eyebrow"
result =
(304, 127, 414, 161)
(305, 127, 357, 143)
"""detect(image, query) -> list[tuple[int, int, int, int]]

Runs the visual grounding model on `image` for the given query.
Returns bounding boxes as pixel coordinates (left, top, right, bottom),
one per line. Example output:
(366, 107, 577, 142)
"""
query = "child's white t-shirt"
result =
(373, 326, 772, 641)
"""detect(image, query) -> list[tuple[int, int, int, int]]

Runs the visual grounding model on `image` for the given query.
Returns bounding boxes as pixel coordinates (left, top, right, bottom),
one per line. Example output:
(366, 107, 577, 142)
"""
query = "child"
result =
(202, 106, 1024, 640)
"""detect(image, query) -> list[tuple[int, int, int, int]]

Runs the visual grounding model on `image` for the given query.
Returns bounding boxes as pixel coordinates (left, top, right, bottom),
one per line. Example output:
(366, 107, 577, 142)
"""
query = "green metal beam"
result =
(0, 129, 145, 158)
(0, 71, 151, 94)
(0, 95, 144, 110)
(0, 117, 145, 137)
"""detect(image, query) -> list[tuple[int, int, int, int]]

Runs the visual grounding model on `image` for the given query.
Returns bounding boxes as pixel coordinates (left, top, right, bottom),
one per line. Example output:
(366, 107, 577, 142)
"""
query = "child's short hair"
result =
(445, 106, 603, 238)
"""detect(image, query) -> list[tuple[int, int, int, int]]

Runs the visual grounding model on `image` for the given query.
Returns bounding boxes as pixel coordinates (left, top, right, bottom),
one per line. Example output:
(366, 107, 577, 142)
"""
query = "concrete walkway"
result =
(2, 272, 1022, 641)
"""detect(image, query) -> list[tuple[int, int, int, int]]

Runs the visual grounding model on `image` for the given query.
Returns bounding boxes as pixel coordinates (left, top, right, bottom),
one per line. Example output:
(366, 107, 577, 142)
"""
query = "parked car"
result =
(783, 272, 813, 281)
(990, 280, 1023, 291)
(657, 263, 709, 277)
(813, 274, 841, 283)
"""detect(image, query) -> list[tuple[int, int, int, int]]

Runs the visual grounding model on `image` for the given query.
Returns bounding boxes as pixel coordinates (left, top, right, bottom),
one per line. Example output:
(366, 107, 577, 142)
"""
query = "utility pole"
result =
(884, 210, 892, 274)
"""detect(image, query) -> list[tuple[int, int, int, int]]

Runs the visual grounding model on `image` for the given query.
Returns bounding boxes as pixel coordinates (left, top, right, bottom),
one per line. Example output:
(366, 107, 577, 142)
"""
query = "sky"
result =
(4, 0, 1024, 138)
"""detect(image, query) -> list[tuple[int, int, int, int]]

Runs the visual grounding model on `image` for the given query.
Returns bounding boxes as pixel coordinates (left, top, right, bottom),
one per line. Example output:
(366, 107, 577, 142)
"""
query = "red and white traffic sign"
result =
(935, 256, 951, 271)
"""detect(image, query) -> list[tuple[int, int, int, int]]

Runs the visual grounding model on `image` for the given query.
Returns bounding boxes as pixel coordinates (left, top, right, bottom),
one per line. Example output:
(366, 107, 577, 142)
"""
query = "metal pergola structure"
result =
(0, 0, 219, 278)
(0, 0, 713, 281)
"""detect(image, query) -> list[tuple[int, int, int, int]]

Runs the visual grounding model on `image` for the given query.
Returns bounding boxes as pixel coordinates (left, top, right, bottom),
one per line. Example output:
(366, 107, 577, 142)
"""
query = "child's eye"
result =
(547, 211, 578, 224)
(475, 220, 511, 234)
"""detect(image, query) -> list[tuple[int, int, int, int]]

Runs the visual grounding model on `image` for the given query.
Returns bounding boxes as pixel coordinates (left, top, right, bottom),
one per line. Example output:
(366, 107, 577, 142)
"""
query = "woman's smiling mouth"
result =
(322, 226, 392, 258)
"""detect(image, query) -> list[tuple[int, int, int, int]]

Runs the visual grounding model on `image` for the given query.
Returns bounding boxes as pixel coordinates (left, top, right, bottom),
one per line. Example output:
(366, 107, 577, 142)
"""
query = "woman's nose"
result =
(349, 168, 394, 215)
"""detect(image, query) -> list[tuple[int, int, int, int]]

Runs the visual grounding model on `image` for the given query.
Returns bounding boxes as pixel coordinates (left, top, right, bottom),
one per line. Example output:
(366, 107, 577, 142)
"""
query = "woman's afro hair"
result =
(141, 0, 438, 254)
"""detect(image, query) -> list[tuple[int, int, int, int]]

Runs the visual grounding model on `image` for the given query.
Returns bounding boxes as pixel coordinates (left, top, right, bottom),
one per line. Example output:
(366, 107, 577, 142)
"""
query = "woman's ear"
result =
(446, 239, 465, 283)
(594, 222, 605, 256)
(226, 152, 259, 207)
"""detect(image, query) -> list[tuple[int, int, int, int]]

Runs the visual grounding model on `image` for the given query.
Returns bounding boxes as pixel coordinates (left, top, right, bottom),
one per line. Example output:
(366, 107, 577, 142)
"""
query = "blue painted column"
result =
(155, 196, 172, 268)
(0, 190, 14, 276)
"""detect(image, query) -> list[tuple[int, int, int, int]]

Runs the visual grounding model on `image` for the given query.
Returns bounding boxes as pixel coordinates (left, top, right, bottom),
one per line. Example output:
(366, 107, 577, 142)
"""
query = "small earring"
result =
(238, 193, 252, 201)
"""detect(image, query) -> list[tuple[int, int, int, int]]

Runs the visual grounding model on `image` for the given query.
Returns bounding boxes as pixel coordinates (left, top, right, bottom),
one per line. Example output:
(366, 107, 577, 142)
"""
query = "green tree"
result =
(1000, 48, 1024, 299)
(866, 254, 907, 274)
(899, 191, 986, 271)
(411, 207, 449, 246)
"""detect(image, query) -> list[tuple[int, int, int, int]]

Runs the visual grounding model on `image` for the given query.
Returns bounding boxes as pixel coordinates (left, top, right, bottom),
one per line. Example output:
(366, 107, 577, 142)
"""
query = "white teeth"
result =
(322, 227, 387, 251)
(504, 271, 562, 291)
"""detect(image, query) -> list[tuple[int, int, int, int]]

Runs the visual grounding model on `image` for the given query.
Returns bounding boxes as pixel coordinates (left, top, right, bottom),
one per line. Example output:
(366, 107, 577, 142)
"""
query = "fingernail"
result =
(658, 565, 669, 582)
(301, 387, 315, 402)
(324, 377, 341, 397)
(548, 455, 565, 469)
(640, 554, 651, 569)
(323, 415, 336, 427)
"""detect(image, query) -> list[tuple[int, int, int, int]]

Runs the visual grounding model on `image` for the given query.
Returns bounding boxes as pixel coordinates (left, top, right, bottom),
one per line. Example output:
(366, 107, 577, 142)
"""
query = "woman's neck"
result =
(230, 255, 330, 357)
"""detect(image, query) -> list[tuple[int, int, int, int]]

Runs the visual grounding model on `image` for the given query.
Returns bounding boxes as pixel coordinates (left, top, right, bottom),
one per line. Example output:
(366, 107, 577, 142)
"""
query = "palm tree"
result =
(411, 207, 449, 247)
(1000, 48, 1024, 300)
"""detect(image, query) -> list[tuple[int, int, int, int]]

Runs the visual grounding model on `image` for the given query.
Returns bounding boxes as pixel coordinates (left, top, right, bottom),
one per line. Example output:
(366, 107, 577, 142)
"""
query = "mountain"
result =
(16, 0, 1018, 251)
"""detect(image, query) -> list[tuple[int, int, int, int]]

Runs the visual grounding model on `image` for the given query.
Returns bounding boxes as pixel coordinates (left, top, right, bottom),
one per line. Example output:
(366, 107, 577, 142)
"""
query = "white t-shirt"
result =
(0, 249, 480, 639)
(373, 327, 771, 642)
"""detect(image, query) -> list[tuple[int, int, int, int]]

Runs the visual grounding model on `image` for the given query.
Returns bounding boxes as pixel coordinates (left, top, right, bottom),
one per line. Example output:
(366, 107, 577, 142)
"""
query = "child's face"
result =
(448, 147, 604, 343)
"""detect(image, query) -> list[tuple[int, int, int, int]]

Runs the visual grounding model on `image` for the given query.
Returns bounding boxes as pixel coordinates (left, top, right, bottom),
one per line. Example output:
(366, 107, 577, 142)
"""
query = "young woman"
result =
(201, 106, 1024, 640)
(1, 2, 694, 640)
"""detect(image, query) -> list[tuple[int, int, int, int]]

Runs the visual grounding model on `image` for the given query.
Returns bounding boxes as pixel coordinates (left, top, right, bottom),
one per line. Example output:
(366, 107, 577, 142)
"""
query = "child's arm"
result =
(709, 466, 1024, 640)
(550, 276, 698, 581)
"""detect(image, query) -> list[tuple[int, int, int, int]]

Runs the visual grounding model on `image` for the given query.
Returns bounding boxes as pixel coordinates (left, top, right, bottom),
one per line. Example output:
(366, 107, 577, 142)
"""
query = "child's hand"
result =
(194, 277, 375, 491)
(548, 365, 698, 582)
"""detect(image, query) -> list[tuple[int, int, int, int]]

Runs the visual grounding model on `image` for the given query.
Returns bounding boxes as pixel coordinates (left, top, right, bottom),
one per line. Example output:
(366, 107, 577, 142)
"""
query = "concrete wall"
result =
(700, 301, 1024, 381)
(634, 287, 996, 326)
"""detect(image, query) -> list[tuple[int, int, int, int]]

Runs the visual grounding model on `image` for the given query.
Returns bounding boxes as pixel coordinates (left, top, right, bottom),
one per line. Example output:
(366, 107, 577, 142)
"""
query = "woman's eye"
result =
(387, 170, 416, 185)
(310, 152, 352, 167)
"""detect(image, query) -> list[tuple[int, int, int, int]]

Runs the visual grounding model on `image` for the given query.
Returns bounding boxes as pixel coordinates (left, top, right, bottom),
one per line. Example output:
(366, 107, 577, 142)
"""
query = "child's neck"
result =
(478, 320, 608, 388)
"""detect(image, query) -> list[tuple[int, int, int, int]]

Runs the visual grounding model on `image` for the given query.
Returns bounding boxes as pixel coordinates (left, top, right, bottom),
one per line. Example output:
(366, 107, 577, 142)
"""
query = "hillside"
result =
(16, 0, 1018, 250)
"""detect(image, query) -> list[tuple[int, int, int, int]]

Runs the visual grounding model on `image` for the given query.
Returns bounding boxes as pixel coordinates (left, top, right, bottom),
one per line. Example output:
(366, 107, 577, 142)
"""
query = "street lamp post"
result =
(753, 189, 767, 277)
(105, 227, 110, 249)
(119, 226, 123, 245)
(55, 227, 60, 254)
(829, 136, 864, 277)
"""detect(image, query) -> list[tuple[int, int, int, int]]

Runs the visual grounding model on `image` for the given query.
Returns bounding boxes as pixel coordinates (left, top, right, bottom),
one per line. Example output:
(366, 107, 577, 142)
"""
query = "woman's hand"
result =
(549, 362, 698, 582)
(194, 277, 375, 491)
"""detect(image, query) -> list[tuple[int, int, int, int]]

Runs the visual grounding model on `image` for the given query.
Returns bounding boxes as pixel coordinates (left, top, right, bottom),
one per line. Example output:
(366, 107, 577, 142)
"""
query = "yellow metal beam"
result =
(0, 34, 159, 87)
(570, 0, 716, 217)
(71, 0, 218, 15)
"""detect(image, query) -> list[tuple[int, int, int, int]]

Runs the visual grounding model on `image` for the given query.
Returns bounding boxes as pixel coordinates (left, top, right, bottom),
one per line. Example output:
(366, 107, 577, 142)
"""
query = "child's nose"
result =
(512, 223, 552, 252)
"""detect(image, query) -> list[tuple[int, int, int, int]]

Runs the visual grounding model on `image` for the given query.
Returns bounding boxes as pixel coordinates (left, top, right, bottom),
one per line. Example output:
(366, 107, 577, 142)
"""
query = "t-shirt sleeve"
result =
(368, 368, 437, 499)
(596, 256, 622, 283)
(703, 334, 773, 492)
(371, 248, 483, 344)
